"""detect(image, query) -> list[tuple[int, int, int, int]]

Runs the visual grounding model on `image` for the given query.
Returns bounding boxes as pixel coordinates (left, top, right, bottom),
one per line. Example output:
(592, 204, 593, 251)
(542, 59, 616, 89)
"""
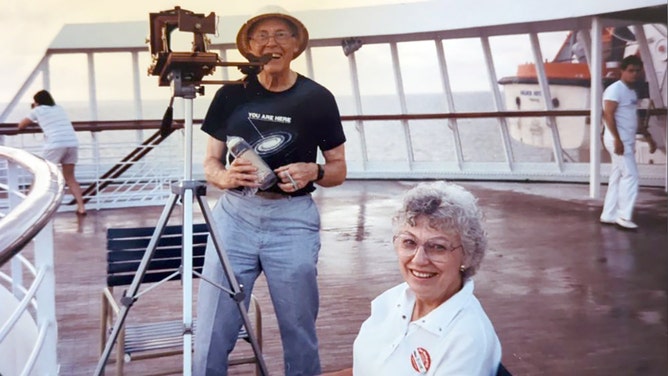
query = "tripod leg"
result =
(196, 194, 270, 376)
(94, 193, 180, 376)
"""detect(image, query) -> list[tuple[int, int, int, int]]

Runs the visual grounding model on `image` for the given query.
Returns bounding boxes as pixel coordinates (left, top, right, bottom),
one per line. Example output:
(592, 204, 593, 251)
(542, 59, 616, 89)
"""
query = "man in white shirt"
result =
(600, 55, 644, 230)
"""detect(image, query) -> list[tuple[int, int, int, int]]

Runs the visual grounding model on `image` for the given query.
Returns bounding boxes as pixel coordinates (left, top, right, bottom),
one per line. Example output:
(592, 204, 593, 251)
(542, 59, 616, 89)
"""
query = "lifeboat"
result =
(498, 26, 665, 152)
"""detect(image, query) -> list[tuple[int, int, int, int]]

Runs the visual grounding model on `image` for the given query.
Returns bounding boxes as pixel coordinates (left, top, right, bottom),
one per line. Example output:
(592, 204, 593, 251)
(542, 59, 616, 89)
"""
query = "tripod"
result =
(94, 70, 269, 376)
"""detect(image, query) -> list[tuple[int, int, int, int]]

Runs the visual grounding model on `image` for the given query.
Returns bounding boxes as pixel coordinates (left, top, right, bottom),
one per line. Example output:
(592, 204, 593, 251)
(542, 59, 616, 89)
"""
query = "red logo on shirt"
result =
(410, 347, 431, 374)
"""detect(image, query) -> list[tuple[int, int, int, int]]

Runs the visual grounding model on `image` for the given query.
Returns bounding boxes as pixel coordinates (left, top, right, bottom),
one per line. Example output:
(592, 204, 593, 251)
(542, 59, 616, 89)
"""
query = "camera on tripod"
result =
(147, 6, 273, 90)
(96, 8, 270, 375)
(148, 7, 218, 88)
(147, 7, 273, 136)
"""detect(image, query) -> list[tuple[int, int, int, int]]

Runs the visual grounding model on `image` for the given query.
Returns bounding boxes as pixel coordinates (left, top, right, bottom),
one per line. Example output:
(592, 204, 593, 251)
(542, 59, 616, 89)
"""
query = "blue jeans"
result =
(194, 190, 322, 376)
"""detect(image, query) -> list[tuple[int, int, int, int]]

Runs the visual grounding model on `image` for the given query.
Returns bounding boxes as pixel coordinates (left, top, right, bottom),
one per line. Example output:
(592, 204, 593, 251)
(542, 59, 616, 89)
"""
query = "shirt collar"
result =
(397, 279, 476, 336)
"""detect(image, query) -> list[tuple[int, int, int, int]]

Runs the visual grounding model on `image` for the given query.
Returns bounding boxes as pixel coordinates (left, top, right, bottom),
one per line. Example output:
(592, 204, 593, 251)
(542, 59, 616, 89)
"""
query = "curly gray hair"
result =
(392, 181, 488, 279)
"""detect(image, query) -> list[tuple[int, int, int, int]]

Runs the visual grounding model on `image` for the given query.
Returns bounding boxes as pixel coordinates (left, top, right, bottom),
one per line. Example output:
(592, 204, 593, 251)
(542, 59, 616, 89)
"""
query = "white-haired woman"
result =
(326, 181, 503, 376)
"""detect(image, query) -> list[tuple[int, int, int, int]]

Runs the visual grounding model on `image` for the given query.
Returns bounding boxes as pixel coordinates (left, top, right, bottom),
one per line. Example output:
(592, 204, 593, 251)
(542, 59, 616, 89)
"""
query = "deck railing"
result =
(1, 107, 665, 210)
(0, 14, 666, 206)
(0, 146, 62, 375)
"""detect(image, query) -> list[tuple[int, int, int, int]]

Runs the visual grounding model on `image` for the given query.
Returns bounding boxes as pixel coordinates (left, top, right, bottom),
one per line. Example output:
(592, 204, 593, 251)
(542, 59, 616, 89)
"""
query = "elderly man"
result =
(194, 6, 346, 376)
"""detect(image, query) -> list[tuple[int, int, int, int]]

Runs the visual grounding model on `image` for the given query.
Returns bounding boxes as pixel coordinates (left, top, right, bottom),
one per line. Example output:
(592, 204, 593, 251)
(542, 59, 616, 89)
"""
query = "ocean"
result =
(1, 92, 562, 165)
(3, 91, 663, 173)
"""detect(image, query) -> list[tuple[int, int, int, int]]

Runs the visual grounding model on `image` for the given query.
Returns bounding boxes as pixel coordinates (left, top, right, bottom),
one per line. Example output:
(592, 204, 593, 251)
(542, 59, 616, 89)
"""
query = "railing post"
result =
(348, 51, 368, 169)
(530, 32, 565, 171)
(435, 39, 464, 170)
(589, 17, 603, 199)
(481, 35, 515, 169)
(8, 162, 24, 297)
(33, 221, 59, 375)
(390, 42, 415, 168)
(132, 51, 145, 142)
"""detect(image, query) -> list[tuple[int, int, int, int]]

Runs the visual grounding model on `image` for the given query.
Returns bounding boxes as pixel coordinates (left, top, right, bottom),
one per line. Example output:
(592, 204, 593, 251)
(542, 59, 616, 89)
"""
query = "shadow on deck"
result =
(51, 180, 667, 375)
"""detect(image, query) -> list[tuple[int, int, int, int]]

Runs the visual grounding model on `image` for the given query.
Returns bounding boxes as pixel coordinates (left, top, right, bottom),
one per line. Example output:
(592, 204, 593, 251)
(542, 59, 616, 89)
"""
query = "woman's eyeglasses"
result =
(393, 234, 462, 262)
(249, 31, 294, 46)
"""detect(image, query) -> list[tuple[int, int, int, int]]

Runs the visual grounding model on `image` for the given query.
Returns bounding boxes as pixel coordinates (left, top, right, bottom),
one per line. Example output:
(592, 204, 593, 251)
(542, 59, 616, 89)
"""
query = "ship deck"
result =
(51, 180, 667, 375)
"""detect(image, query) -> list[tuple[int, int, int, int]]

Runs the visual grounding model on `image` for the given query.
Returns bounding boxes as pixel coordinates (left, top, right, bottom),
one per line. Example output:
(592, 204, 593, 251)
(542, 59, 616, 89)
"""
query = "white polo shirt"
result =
(352, 280, 501, 376)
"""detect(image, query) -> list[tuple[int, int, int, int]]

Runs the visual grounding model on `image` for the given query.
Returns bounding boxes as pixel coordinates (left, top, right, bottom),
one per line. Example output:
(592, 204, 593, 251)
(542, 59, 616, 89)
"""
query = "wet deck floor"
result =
(48, 180, 667, 375)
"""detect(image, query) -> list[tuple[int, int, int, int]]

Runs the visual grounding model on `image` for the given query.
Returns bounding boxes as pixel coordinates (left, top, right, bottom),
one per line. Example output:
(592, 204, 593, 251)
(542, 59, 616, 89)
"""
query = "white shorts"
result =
(43, 147, 78, 165)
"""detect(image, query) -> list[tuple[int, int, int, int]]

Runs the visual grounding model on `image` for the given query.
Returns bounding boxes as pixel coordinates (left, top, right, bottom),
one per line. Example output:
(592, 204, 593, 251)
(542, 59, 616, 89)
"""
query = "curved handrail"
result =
(0, 146, 65, 267)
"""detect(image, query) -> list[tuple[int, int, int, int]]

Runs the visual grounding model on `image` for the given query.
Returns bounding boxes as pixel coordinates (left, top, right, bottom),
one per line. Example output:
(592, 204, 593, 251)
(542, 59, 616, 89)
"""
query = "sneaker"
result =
(615, 218, 638, 229)
(600, 217, 616, 225)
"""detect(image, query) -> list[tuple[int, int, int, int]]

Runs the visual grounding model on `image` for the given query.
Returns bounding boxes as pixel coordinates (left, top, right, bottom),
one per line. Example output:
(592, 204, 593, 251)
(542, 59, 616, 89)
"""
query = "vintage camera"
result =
(147, 7, 273, 88)
(147, 7, 273, 135)
(147, 7, 218, 87)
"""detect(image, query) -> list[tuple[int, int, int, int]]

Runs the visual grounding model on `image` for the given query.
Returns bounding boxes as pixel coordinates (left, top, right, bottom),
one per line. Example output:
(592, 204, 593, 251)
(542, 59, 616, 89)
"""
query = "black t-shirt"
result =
(201, 74, 346, 194)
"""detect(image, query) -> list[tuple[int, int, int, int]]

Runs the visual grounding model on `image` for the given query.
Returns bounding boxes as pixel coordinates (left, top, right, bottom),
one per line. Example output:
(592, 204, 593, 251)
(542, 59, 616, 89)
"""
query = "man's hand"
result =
(613, 138, 624, 155)
(647, 136, 658, 154)
(275, 162, 314, 193)
(222, 158, 260, 189)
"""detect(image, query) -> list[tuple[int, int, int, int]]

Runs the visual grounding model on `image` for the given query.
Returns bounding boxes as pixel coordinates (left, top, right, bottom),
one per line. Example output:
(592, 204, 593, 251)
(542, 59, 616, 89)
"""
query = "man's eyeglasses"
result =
(393, 234, 462, 263)
(249, 31, 294, 45)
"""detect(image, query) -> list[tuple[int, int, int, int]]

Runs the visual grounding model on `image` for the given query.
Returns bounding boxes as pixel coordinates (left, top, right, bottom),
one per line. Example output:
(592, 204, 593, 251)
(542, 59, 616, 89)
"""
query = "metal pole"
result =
(348, 52, 368, 169)
(435, 39, 464, 170)
(589, 17, 603, 199)
(481, 35, 515, 169)
(182, 97, 194, 376)
(390, 42, 415, 167)
(530, 32, 565, 171)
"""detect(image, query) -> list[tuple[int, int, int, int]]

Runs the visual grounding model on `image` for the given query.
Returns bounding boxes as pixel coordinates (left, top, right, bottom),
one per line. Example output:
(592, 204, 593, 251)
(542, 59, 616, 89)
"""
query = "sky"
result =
(0, 1, 426, 104)
(0, 0, 568, 110)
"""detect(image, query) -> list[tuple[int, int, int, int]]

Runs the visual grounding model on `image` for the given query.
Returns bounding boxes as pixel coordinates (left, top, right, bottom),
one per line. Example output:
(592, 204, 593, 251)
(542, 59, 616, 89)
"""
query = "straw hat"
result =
(236, 6, 309, 61)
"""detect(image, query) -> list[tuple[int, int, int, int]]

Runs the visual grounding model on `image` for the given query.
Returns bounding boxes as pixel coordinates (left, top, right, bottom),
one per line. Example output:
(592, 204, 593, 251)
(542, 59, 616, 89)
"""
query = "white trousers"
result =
(601, 138, 638, 221)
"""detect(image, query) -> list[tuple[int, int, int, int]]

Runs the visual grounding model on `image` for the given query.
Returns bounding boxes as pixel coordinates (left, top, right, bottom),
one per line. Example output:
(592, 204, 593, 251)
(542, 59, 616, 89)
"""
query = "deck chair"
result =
(100, 223, 262, 376)
(497, 362, 512, 376)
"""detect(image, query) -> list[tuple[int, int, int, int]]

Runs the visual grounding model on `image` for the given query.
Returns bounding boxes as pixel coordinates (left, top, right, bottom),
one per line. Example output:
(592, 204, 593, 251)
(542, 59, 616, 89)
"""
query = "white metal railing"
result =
(1, 130, 185, 211)
(0, 146, 62, 376)
(0, 6, 666, 208)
